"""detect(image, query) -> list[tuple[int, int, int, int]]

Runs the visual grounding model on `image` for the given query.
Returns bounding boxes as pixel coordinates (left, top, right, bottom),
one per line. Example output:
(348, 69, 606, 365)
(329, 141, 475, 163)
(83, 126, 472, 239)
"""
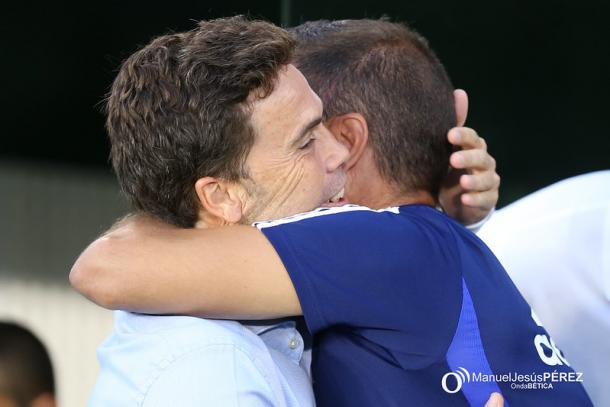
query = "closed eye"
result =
(293, 117, 323, 150)
(299, 135, 316, 150)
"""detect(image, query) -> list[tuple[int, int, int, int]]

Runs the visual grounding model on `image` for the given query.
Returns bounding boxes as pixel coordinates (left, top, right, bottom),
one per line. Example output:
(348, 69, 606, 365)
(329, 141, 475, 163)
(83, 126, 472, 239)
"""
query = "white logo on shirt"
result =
(531, 310, 570, 366)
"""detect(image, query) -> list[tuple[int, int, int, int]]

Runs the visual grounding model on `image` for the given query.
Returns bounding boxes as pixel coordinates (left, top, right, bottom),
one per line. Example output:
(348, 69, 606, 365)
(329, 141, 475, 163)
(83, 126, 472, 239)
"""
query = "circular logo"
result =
(441, 367, 470, 394)
(442, 372, 463, 393)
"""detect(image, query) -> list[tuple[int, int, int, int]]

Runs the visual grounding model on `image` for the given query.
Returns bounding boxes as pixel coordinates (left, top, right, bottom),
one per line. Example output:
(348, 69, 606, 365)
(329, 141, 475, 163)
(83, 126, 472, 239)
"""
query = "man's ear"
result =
(454, 89, 469, 127)
(194, 177, 244, 225)
(326, 113, 369, 171)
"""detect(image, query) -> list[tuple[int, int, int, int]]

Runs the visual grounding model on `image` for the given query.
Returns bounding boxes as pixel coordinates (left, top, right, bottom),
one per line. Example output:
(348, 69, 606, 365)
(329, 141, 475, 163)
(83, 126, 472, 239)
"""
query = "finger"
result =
(448, 127, 486, 151)
(484, 392, 504, 407)
(461, 190, 498, 210)
(450, 149, 496, 171)
(460, 172, 500, 192)
(453, 89, 469, 126)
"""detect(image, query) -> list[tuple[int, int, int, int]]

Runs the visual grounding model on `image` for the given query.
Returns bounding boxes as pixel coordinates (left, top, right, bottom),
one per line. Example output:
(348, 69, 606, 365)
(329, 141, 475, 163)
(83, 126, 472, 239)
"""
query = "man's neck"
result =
(346, 156, 436, 209)
(368, 191, 436, 209)
(353, 180, 436, 210)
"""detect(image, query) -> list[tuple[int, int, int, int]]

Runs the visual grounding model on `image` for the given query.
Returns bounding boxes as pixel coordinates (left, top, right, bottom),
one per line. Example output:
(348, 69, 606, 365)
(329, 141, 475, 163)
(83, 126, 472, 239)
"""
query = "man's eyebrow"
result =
(291, 116, 323, 148)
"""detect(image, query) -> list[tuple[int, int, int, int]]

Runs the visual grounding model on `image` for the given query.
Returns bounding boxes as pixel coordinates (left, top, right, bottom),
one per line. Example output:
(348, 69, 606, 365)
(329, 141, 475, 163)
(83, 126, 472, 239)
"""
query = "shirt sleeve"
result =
(465, 207, 495, 233)
(142, 344, 277, 407)
(256, 206, 462, 360)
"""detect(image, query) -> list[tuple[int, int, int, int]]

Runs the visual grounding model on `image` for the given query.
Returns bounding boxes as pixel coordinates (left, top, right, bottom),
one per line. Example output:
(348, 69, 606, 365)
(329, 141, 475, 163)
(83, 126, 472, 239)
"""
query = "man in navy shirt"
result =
(72, 20, 589, 406)
(254, 203, 590, 406)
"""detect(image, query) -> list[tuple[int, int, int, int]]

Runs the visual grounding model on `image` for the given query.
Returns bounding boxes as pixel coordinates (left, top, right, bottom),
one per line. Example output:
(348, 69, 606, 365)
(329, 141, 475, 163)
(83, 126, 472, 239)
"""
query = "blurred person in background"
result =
(0, 322, 56, 407)
(479, 170, 610, 406)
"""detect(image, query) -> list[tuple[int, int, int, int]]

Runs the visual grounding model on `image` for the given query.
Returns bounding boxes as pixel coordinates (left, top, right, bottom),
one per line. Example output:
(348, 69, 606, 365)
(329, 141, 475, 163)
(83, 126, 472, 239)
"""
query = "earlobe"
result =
(194, 177, 244, 225)
(327, 113, 369, 170)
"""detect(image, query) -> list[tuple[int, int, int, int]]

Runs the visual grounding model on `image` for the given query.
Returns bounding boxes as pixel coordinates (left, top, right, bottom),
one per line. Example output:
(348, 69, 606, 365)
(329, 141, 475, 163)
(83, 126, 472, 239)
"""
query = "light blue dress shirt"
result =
(89, 311, 314, 407)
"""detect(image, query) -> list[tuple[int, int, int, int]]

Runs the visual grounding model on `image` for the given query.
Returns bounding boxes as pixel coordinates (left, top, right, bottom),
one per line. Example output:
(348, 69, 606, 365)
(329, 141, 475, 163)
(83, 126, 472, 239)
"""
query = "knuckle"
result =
(464, 127, 476, 140)
(486, 158, 496, 171)
(470, 194, 483, 206)
(480, 173, 495, 189)
(480, 151, 492, 167)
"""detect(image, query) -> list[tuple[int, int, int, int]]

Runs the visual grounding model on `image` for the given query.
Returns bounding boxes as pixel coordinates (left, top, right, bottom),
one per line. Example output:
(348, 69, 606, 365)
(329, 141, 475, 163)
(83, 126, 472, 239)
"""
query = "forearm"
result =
(69, 221, 301, 318)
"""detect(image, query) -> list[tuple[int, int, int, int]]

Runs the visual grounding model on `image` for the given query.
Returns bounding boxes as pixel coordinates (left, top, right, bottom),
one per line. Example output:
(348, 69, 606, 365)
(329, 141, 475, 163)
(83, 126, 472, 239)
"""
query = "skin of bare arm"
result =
(70, 214, 302, 318)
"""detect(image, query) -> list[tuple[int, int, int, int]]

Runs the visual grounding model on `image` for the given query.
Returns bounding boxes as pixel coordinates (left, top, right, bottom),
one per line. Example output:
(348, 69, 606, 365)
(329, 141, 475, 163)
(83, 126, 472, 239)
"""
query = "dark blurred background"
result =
(2, 0, 609, 205)
(0, 3, 608, 405)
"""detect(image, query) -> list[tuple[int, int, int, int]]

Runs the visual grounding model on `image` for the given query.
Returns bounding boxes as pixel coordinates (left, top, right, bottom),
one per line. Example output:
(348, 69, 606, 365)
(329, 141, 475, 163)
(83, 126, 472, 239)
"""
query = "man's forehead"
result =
(249, 64, 322, 135)
(266, 64, 318, 108)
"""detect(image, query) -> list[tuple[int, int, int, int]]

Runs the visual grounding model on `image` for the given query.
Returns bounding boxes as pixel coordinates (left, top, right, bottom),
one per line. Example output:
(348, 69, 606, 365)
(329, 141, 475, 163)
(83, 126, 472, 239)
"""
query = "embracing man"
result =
(72, 17, 590, 406)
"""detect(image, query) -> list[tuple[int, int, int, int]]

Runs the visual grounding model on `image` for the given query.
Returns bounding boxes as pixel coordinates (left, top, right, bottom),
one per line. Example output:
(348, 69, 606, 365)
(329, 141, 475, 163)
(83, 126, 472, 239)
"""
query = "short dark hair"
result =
(107, 16, 295, 227)
(290, 19, 455, 198)
(0, 322, 55, 406)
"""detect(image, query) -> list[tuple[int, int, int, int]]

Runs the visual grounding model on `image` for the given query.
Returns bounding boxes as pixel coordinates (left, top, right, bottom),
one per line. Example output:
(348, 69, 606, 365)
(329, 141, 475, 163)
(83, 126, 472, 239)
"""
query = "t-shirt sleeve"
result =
(255, 206, 462, 346)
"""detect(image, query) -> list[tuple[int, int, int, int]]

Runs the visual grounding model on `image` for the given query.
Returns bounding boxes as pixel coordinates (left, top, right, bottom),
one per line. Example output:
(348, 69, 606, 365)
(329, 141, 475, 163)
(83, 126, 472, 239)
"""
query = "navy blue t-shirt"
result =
(255, 204, 592, 407)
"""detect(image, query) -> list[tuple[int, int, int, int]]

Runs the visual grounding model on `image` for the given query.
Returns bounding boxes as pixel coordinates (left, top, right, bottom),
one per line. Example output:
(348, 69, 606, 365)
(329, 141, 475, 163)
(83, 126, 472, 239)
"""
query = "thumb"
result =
(484, 392, 504, 407)
(454, 89, 469, 127)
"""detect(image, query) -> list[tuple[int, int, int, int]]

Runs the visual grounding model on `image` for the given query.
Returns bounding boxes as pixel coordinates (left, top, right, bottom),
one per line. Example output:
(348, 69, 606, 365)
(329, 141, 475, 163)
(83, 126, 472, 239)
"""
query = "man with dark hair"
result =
(290, 19, 489, 219)
(0, 322, 56, 407)
(293, 19, 456, 200)
(73, 17, 517, 406)
(106, 17, 328, 228)
(86, 16, 345, 406)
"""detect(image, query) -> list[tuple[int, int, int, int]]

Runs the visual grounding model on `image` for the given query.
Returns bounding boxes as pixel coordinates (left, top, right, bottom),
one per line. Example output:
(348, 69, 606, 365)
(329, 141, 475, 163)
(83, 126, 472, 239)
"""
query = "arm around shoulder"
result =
(70, 234, 126, 310)
(69, 219, 302, 318)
